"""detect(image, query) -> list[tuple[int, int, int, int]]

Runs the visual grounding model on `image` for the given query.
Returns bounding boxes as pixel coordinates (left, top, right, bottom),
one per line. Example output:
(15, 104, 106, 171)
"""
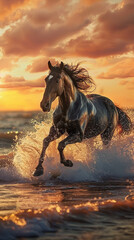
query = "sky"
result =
(0, 0, 134, 111)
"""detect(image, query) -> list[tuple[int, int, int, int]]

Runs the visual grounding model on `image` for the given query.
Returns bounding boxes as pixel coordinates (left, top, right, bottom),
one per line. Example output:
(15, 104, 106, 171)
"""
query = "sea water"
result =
(0, 110, 134, 240)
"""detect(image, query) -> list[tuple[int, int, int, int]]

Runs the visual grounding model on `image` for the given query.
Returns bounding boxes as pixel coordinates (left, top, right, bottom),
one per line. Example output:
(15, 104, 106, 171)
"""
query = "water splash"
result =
(11, 112, 134, 182)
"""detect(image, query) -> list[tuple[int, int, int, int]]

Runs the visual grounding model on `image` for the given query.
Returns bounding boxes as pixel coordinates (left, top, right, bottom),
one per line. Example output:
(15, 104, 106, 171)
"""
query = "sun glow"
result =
(0, 213, 26, 227)
(0, 0, 133, 110)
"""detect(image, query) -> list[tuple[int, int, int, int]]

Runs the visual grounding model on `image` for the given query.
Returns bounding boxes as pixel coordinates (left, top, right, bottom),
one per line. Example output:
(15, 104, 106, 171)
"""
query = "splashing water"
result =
(11, 112, 134, 183)
(0, 110, 134, 240)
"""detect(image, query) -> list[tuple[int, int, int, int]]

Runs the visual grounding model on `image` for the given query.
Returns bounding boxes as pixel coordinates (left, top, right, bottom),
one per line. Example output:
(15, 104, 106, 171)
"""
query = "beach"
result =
(0, 110, 134, 240)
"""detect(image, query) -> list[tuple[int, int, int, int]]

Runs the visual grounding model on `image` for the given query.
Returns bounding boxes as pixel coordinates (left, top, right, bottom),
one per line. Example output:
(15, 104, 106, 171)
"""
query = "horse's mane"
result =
(54, 62, 95, 91)
(63, 63, 95, 91)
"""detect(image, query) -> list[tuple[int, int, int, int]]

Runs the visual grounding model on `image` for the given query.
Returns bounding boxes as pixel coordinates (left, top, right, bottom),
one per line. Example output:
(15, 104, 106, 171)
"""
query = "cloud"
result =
(93, 0, 134, 56)
(0, 0, 26, 19)
(0, 57, 17, 70)
(66, 35, 129, 58)
(47, 0, 134, 59)
(0, 0, 37, 27)
(120, 79, 134, 86)
(27, 1, 69, 25)
(0, 0, 134, 60)
(97, 58, 134, 79)
(119, 79, 134, 89)
(0, 75, 45, 89)
(79, 0, 102, 5)
(0, 0, 93, 57)
(26, 57, 57, 73)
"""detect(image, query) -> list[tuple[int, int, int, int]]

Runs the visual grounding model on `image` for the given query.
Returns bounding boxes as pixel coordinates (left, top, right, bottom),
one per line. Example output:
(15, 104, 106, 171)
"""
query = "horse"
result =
(33, 61, 132, 177)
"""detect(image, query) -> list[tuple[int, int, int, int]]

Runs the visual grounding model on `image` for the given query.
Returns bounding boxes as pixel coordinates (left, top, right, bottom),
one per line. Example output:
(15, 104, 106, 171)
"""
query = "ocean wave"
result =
(0, 197, 134, 240)
(0, 117, 133, 183)
(0, 110, 133, 240)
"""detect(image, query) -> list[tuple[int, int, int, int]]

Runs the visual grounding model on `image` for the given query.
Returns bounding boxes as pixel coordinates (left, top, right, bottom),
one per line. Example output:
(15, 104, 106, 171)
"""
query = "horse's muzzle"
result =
(40, 101, 50, 112)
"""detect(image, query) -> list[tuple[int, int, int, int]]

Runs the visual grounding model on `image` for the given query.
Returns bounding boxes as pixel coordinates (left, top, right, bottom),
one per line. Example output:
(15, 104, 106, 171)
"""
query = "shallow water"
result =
(0, 181, 134, 240)
(0, 110, 134, 240)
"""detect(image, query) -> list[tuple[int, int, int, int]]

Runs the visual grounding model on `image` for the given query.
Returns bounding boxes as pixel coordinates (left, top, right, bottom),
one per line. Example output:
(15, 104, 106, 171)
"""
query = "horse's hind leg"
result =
(58, 134, 82, 167)
(101, 125, 115, 146)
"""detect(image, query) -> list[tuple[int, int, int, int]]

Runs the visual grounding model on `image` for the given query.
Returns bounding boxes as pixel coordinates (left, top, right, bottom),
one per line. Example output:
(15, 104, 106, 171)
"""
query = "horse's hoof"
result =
(33, 166, 44, 177)
(64, 160, 73, 167)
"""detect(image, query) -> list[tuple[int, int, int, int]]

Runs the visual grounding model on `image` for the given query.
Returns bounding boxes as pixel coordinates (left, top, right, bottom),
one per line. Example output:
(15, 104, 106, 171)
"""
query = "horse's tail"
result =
(116, 106, 132, 134)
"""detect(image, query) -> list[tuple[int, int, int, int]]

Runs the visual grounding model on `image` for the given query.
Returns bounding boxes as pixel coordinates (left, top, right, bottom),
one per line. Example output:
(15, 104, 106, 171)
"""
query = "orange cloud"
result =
(28, 0, 69, 25)
(0, 0, 26, 19)
(0, 57, 17, 70)
(79, 0, 102, 5)
(0, 1, 92, 57)
(0, 0, 133, 59)
(26, 57, 56, 73)
(0, 0, 134, 110)
(67, 35, 128, 58)
(120, 79, 134, 90)
(97, 58, 134, 79)
(45, 0, 134, 59)
(0, 0, 38, 27)
(0, 75, 44, 89)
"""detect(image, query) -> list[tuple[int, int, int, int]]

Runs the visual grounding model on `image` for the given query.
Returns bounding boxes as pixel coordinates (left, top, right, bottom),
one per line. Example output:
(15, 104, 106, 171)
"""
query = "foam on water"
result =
(0, 111, 133, 239)
(1, 197, 134, 239)
(0, 111, 133, 183)
(11, 115, 134, 182)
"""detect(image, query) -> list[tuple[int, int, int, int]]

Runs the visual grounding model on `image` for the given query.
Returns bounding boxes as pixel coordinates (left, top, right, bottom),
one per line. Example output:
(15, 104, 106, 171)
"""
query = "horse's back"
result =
(87, 94, 117, 114)
(84, 94, 118, 138)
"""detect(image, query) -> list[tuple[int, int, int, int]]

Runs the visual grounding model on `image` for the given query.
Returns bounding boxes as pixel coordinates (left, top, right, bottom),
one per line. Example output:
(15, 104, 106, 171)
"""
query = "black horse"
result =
(33, 61, 132, 177)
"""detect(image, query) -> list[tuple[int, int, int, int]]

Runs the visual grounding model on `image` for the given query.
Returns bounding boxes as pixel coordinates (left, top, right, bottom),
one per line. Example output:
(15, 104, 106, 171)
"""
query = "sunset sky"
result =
(0, 0, 134, 111)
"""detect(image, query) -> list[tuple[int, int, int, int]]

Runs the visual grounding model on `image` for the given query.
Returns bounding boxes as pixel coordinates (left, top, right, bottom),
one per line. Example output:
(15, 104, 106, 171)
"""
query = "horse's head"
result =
(40, 61, 64, 112)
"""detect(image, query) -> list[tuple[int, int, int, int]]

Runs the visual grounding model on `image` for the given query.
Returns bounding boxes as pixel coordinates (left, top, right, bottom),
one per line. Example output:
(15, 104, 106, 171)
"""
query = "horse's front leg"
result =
(58, 133, 82, 167)
(33, 125, 64, 176)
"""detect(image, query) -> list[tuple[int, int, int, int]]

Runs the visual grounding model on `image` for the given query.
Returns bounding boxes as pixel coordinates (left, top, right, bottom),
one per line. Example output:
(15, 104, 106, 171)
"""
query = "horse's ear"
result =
(60, 61, 64, 71)
(48, 61, 52, 70)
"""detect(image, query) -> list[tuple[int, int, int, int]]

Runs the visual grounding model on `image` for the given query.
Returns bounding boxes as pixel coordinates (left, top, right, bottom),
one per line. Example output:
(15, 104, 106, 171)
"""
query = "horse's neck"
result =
(59, 74, 77, 115)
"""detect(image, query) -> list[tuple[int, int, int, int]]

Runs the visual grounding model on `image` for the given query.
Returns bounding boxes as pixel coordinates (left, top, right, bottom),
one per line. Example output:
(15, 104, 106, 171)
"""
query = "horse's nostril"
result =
(40, 102, 50, 112)
(46, 102, 49, 108)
